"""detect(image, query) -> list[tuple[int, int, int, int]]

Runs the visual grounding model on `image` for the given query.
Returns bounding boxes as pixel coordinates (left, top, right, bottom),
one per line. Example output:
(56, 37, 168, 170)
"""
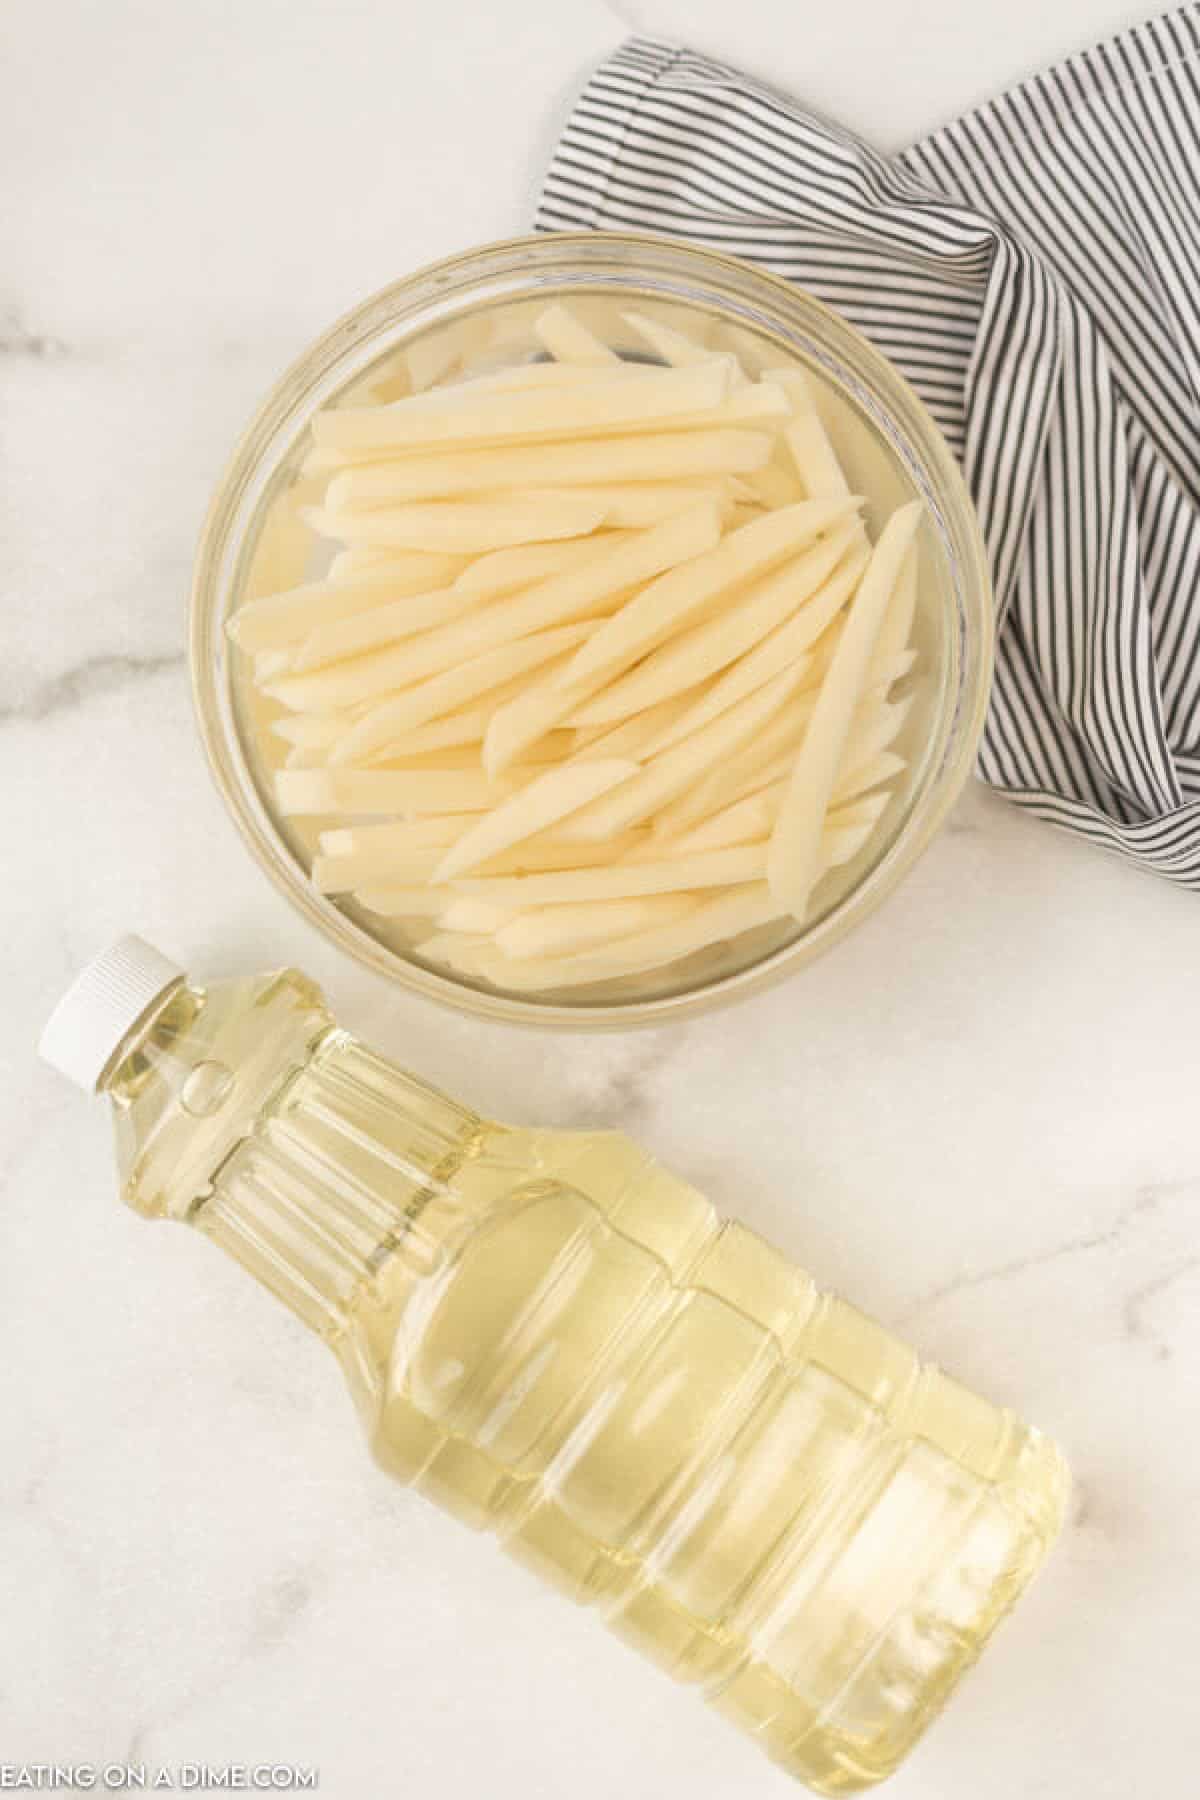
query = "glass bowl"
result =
(190, 232, 992, 1027)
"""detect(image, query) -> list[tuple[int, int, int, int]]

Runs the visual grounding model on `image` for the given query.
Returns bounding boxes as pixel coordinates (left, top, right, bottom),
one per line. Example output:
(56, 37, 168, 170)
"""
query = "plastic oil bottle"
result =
(39, 938, 1068, 1794)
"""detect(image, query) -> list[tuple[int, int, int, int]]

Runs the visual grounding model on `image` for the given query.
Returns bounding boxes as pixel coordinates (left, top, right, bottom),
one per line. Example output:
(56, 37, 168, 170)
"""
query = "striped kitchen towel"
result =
(536, 9, 1200, 886)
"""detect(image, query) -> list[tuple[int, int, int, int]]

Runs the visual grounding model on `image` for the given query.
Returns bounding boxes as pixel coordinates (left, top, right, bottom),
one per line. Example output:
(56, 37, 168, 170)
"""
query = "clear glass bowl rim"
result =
(190, 231, 994, 1029)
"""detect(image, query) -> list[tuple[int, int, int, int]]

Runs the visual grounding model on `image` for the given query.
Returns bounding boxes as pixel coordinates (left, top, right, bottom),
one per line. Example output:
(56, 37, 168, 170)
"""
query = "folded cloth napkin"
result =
(536, 10, 1200, 886)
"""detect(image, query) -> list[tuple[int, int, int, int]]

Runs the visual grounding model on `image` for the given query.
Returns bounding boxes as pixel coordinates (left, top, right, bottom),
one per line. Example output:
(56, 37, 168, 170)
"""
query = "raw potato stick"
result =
(306, 504, 721, 727)
(621, 310, 725, 369)
(271, 714, 348, 750)
(454, 534, 629, 599)
(301, 365, 655, 470)
(305, 493, 608, 553)
(785, 414, 854, 502)
(519, 481, 736, 529)
(825, 791, 893, 865)
(569, 695, 699, 761)
(643, 785, 783, 856)
(314, 845, 446, 892)
(768, 502, 923, 916)
(312, 361, 731, 452)
(430, 760, 639, 883)
(437, 899, 514, 934)
(289, 585, 480, 671)
(473, 504, 723, 774)
(275, 767, 516, 817)
(839, 696, 913, 776)
(254, 650, 292, 682)
(534, 303, 621, 366)
(438, 883, 784, 991)
(495, 893, 703, 960)
(324, 828, 638, 888)
(873, 541, 919, 668)
(330, 430, 773, 510)
(451, 845, 766, 907)
(270, 601, 597, 716)
(641, 546, 869, 756)
(832, 750, 906, 807)
(354, 885, 450, 917)
(554, 499, 862, 691)
(327, 623, 595, 753)
(228, 553, 468, 652)
(568, 524, 857, 727)
(327, 547, 399, 580)
(653, 692, 818, 839)
(414, 932, 495, 973)
(557, 665, 805, 843)
(241, 489, 311, 602)
(743, 463, 805, 510)
(320, 817, 469, 854)
(357, 703, 557, 764)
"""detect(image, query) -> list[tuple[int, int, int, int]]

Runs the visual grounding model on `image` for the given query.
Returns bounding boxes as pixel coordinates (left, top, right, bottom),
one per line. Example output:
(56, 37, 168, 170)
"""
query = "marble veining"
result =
(4, 2, 1199, 1798)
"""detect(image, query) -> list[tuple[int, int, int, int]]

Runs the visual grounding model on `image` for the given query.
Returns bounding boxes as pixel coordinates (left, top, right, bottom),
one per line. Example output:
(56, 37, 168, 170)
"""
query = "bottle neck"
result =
(102, 968, 482, 1337)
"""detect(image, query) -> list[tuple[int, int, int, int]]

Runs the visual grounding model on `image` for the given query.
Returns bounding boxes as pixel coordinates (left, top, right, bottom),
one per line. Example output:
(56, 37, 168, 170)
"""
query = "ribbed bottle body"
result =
(199, 1027, 1066, 1794)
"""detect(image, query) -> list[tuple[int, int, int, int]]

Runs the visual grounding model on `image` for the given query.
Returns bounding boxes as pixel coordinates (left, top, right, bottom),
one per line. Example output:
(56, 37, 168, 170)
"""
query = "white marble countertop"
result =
(4, 2, 1199, 1796)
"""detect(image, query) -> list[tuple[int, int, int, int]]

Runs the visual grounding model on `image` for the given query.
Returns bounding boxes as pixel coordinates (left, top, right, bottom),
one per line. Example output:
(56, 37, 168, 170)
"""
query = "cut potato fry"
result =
(568, 694, 699, 761)
(315, 504, 722, 729)
(454, 534, 628, 600)
(275, 767, 514, 817)
(534, 303, 621, 366)
(641, 546, 868, 756)
(313, 361, 731, 452)
(567, 524, 857, 728)
(289, 584, 479, 671)
(437, 898, 515, 934)
(496, 893, 702, 960)
(840, 695, 913, 775)
(430, 760, 639, 883)
(325, 543, 395, 579)
(450, 843, 767, 907)
(474, 504, 724, 774)
(768, 501, 923, 916)
(433, 883, 784, 991)
(284, 742, 325, 769)
(530, 481, 735, 529)
(327, 623, 595, 754)
(306, 492, 608, 553)
(651, 694, 817, 839)
(648, 785, 781, 855)
(331, 430, 773, 511)
(227, 553, 468, 652)
(554, 499, 862, 691)
(832, 749, 906, 807)
(556, 665, 805, 843)
(271, 713, 349, 750)
(873, 540, 919, 668)
(314, 844, 446, 892)
(785, 413, 854, 501)
(826, 791, 893, 865)
(254, 649, 292, 682)
(321, 822, 637, 886)
(320, 816, 469, 855)
(743, 462, 805, 510)
(241, 489, 312, 601)
(621, 310, 724, 369)
(354, 885, 451, 917)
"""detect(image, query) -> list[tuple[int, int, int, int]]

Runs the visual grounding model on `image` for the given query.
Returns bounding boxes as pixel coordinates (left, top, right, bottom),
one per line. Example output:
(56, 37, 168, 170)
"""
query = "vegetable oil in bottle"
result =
(40, 939, 1068, 1794)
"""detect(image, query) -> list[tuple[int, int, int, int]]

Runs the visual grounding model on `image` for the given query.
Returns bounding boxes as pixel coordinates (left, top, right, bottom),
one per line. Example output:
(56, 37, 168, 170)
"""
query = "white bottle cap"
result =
(39, 935, 186, 1092)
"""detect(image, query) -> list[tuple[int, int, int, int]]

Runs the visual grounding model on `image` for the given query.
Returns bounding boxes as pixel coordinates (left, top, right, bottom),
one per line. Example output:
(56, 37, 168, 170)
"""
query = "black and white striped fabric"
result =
(535, 11, 1200, 886)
